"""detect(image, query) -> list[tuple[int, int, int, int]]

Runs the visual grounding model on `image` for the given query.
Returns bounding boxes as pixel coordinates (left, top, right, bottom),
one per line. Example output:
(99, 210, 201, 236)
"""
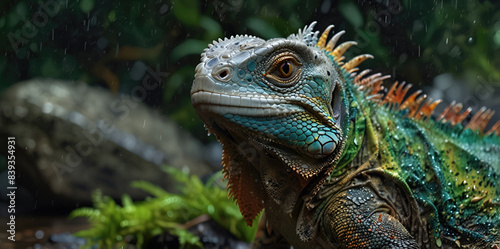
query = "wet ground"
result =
(0, 215, 251, 249)
(0, 216, 89, 249)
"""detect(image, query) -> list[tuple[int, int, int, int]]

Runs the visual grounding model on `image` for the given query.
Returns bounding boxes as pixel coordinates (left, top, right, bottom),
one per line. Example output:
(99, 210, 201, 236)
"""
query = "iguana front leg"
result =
(324, 186, 419, 248)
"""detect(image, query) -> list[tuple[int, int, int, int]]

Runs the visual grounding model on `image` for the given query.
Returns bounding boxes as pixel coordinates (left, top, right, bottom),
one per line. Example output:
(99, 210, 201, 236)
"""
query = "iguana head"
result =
(191, 22, 370, 223)
(191, 23, 351, 175)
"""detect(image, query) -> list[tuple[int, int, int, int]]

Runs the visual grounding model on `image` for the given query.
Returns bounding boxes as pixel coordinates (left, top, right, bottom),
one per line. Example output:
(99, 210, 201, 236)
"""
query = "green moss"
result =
(70, 166, 260, 248)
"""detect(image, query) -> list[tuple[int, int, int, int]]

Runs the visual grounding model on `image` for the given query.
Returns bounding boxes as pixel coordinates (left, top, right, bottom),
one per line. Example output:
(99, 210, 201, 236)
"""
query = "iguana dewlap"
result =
(191, 22, 500, 249)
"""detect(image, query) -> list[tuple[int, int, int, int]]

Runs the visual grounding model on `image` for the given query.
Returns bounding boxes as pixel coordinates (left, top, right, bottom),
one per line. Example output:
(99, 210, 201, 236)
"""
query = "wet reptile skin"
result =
(191, 22, 500, 248)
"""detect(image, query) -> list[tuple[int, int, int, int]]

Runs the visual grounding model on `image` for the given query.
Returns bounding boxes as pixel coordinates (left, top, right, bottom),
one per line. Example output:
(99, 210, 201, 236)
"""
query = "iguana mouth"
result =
(191, 91, 298, 118)
(209, 116, 291, 162)
(208, 118, 237, 144)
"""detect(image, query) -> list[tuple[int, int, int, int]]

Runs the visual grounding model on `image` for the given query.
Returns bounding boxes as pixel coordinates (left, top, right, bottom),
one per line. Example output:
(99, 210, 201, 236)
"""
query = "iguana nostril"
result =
(219, 70, 228, 78)
(213, 67, 233, 82)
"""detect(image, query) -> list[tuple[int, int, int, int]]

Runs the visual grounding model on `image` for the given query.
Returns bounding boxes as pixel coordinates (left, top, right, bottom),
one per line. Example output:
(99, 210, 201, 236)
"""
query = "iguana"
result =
(190, 22, 500, 248)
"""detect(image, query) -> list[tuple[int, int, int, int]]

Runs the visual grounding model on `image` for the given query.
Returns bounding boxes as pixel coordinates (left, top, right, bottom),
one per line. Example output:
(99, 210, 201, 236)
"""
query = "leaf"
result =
(200, 16, 223, 41)
(170, 228, 203, 248)
(245, 18, 280, 39)
(172, 0, 200, 26)
(131, 181, 170, 197)
(170, 39, 208, 62)
(69, 166, 259, 248)
(339, 0, 363, 28)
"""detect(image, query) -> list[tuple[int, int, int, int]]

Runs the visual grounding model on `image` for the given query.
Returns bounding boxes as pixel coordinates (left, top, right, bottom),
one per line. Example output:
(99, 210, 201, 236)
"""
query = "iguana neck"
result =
(218, 131, 315, 224)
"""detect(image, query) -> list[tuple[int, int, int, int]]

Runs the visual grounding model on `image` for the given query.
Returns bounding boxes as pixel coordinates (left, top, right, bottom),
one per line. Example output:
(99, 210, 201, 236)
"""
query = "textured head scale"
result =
(192, 23, 349, 174)
(191, 23, 352, 223)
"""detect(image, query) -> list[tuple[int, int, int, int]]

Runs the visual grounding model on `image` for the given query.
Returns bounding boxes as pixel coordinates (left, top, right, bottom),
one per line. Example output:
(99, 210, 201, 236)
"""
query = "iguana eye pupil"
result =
(280, 61, 292, 77)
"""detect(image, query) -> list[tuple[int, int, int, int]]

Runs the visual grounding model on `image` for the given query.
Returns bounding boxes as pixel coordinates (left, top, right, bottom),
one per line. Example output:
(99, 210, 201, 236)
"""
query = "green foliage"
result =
(172, 0, 200, 26)
(70, 166, 259, 249)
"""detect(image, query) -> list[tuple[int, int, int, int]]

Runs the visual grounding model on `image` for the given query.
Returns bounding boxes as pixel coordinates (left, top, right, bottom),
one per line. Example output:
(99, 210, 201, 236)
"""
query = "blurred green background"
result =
(1, 0, 499, 140)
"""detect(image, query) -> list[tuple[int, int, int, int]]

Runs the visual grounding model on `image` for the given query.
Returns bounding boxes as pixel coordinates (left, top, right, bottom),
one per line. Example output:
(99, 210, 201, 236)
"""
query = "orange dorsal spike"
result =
(407, 94, 427, 118)
(342, 54, 374, 72)
(347, 67, 360, 74)
(331, 41, 357, 61)
(452, 107, 472, 125)
(414, 98, 442, 120)
(360, 73, 382, 87)
(487, 121, 500, 136)
(437, 102, 472, 125)
(326, 30, 346, 52)
(381, 81, 413, 109)
(354, 69, 372, 85)
(317, 25, 334, 49)
(437, 101, 457, 122)
(399, 90, 422, 111)
(395, 83, 413, 105)
(367, 93, 385, 102)
(382, 81, 401, 108)
(469, 108, 495, 133)
(481, 110, 495, 132)
(346, 56, 497, 137)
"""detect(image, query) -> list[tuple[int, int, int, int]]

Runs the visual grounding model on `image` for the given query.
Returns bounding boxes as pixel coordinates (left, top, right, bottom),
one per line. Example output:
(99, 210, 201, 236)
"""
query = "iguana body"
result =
(191, 22, 500, 248)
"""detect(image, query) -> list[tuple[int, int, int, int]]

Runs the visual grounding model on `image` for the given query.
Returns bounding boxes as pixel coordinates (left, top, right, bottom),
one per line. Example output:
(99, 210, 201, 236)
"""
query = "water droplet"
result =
(35, 230, 44, 239)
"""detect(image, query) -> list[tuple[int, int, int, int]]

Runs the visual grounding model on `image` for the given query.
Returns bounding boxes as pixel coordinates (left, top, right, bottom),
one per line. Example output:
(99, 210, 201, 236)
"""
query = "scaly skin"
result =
(191, 22, 500, 248)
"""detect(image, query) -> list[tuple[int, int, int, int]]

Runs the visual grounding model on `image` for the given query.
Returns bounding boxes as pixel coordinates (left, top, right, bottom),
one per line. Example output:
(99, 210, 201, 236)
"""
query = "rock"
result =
(146, 215, 251, 249)
(186, 218, 252, 249)
(48, 232, 89, 248)
(0, 79, 218, 212)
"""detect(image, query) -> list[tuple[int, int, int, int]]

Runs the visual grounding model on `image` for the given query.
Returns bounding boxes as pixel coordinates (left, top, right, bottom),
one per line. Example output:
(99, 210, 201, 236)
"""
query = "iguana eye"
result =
(265, 54, 302, 86)
(279, 60, 292, 77)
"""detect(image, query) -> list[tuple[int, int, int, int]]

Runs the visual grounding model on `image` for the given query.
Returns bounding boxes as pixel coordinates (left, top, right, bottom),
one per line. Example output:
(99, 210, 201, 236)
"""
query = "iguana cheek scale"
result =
(191, 22, 500, 248)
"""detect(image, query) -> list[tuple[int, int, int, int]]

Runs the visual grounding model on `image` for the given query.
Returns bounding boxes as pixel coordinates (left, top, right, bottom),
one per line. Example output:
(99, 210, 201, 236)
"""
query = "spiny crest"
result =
(289, 21, 320, 47)
(314, 24, 373, 73)
(201, 34, 258, 58)
(351, 70, 500, 136)
(313, 24, 500, 136)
